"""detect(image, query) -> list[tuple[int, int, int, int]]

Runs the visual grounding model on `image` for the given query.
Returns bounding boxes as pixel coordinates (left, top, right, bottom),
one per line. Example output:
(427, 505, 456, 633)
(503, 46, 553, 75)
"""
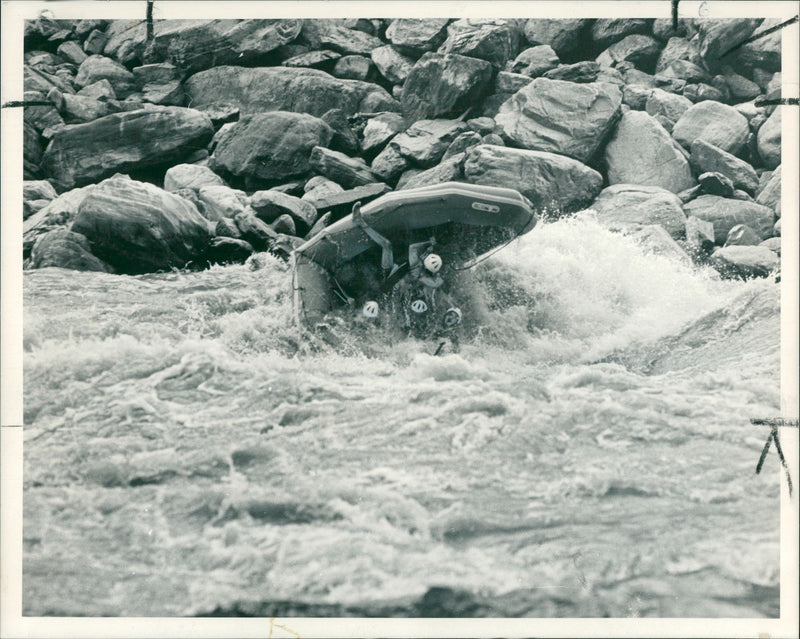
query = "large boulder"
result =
(308, 147, 379, 188)
(757, 108, 781, 170)
(689, 139, 759, 194)
(604, 111, 696, 193)
(384, 19, 450, 56)
(496, 78, 622, 163)
(655, 37, 703, 73)
(104, 19, 303, 72)
(184, 66, 399, 120)
(401, 52, 493, 123)
(543, 60, 601, 83)
(164, 164, 227, 192)
(389, 119, 468, 167)
(671, 100, 750, 156)
(250, 190, 318, 233)
(71, 175, 212, 274)
(41, 107, 214, 191)
(210, 112, 333, 185)
(74, 55, 135, 98)
(23, 184, 97, 257)
(398, 153, 465, 190)
(710, 245, 778, 279)
(590, 184, 687, 239)
(439, 19, 521, 69)
(735, 19, 781, 74)
(695, 18, 762, 62)
(523, 19, 590, 59)
(591, 18, 652, 49)
(682, 195, 775, 243)
(29, 228, 114, 272)
(464, 144, 602, 214)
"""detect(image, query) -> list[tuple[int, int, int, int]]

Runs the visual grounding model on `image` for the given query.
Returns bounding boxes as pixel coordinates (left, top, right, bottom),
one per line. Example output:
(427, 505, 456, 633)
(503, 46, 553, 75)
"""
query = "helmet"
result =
(443, 307, 462, 328)
(423, 253, 442, 274)
(362, 300, 379, 318)
(410, 299, 428, 314)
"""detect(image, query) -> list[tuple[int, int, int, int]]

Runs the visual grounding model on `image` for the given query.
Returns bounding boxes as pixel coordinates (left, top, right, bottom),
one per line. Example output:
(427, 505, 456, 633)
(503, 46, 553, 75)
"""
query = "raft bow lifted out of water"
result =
(292, 182, 537, 326)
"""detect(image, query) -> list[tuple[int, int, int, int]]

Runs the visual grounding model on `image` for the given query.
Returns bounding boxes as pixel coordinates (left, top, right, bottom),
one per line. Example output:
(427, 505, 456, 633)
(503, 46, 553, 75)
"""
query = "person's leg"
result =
(352, 202, 394, 271)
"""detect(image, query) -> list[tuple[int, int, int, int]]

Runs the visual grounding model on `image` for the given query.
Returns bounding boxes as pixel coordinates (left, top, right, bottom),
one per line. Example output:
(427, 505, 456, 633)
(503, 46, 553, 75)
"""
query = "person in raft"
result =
(352, 201, 462, 329)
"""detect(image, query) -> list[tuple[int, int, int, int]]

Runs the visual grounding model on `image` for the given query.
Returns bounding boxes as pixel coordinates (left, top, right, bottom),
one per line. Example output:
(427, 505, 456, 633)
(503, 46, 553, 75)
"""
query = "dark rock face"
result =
(41, 107, 214, 191)
(596, 35, 662, 73)
(29, 228, 114, 272)
(104, 19, 303, 72)
(440, 19, 521, 69)
(689, 139, 759, 194)
(696, 18, 762, 62)
(496, 78, 622, 163)
(591, 19, 652, 50)
(523, 19, 590, 59)
(71, 175, 212, 274)
(210, 112, 333, 185)
(184, 66, 399, 119)
(464, 144, 603, 214)
(401, 53, 493, 122)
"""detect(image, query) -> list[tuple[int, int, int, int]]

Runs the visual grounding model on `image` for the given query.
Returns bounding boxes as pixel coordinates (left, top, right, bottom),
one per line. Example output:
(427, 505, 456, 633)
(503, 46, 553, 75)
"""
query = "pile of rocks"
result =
(23, 16, 782, 279)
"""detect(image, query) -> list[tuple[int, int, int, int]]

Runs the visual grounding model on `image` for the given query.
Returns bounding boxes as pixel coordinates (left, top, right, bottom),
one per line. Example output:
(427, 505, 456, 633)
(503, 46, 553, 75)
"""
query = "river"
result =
(22, 213, 781, 617)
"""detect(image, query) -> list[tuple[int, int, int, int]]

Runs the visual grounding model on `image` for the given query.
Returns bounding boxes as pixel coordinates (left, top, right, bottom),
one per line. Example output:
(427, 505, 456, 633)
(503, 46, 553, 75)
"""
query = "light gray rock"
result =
(655, 37, 703, 74)
(464, 144, 603, 215)
(370, 144, 409, 183)
(24, 180, 58, 203)
(74, 55, 135, 98)
(250, 190, 318, 232)
(604, 111, 696, 193)
(398, 154, 465, 190)
(757, 107, 781, 169)
(631, 225, 692, 265)
(696, 18, 761, 61)
(756, 165, 780, 217)
(197, 185, 247, 221)
(494, 71, 533, 94)
(645, 88, 692, 131)
(385, 19, 450, 56)
(332, 55, 373, 81)
(77, 79, 116, 100)
(685, 215, 716, 252)
(590, 184, 687, 239)
(56, 41, 88, 65)
(164, 164, 227, 192)
(543, 61, 601, 83)
(390, 119, 468, 167)
(317, 25, 383, 56)
(672, 100, 750, 155)
(442, 131, 483, 160)
(370, 46, 414, 85)
(361, 113, 406, 154)
(711, 245, 777, 279)
(496, 78, 622, 163)
(682, 195, 775, 243)
(509, 45, 560, 77)
(71, 175, 212, 274)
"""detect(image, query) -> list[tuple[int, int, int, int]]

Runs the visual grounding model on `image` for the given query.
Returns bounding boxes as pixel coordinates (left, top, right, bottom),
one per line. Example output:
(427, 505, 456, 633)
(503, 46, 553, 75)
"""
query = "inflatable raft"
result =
(292, 182, 537, 326)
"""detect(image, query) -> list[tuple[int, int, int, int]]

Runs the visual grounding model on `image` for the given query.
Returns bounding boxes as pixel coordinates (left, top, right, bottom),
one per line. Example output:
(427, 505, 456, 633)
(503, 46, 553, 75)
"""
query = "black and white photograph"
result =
(1, 1, 798, 637)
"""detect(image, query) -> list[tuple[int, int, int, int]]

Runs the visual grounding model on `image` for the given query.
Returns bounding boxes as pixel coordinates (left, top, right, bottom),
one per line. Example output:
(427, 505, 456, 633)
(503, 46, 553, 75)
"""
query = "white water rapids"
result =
(22, 214, 781, 617)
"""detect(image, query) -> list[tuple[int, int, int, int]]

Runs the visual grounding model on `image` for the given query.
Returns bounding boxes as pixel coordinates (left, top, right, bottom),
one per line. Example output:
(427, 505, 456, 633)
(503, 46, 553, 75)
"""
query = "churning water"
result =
(22, 214, 781, 617)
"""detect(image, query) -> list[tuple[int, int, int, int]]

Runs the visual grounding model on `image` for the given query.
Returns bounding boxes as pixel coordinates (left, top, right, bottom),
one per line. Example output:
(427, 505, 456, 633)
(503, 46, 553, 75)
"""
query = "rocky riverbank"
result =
(23, 16, 782, 280)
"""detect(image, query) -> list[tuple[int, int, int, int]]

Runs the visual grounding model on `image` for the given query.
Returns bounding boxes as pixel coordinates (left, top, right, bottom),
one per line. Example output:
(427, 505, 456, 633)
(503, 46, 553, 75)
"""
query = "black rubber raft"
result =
(292, 181, 537, 326)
